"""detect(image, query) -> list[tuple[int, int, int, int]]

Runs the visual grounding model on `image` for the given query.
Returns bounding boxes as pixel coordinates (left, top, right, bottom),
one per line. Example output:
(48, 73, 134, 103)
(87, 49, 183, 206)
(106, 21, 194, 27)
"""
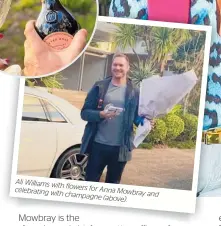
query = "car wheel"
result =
(52, 147, 88, 181)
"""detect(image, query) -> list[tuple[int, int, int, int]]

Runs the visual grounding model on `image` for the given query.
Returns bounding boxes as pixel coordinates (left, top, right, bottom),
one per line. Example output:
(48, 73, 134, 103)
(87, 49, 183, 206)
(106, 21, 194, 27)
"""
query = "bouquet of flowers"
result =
(133, 70, 198, 147)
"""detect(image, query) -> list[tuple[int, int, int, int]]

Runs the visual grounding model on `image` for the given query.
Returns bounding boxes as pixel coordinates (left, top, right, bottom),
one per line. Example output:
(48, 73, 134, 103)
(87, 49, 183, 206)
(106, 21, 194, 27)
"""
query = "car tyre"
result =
(51, 147, 88, 181)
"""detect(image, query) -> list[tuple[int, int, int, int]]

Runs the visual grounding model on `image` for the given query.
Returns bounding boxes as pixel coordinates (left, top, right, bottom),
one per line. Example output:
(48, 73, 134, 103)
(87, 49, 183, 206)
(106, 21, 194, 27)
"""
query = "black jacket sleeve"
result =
(133, 87, 140, 127)
(80, 84, 104, 122)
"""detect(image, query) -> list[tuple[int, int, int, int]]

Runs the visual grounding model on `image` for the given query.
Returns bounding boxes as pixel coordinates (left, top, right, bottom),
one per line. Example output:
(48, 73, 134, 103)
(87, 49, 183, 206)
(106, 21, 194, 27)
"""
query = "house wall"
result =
(81, 54, 107, 91)
(61, 57, 81, 91)
(97, 42, 113, 52)
(61, 53, 107, 92)
(115, 38, 147, 54)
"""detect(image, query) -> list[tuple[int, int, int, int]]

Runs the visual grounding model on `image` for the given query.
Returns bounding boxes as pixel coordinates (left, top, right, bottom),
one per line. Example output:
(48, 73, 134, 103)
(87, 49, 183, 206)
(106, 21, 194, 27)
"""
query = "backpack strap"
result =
(96, 77, 112, 109)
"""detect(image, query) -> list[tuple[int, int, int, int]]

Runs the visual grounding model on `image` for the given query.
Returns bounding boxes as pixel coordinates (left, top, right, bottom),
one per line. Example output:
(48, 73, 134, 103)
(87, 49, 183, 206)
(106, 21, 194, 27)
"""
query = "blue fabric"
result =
(109, 0, 148, 19)
(190, 0, 221, 130)
(134, 115, 145, 126)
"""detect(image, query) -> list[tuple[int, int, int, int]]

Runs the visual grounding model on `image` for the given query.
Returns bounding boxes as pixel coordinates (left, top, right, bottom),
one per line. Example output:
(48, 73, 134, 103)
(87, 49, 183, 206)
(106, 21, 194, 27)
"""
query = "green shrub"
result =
(169, 104, 183, 116)
(177, 113, 198, 141)
(138, 142, 153, 149)
(12, 0, 38, 11)
(163, 114, 184, 140)
(167, 140, 195, 149)
(145, 119, 167, 144)
(0, 20, 12, 32)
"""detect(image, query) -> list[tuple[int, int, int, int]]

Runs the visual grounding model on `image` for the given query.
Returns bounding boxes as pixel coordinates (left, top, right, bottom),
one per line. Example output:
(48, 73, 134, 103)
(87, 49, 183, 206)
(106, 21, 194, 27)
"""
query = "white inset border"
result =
(9, 16, 212, 214)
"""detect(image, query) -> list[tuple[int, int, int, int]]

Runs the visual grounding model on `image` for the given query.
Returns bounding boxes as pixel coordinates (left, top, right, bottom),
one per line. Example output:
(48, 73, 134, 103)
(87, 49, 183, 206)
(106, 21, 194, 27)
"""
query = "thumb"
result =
(69, 29, 88, 57)
(24, 20, 46, 49)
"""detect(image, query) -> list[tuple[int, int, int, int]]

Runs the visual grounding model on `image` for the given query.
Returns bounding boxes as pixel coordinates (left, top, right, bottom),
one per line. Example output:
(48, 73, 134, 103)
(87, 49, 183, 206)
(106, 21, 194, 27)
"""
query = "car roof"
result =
(24, 86, 86, 126)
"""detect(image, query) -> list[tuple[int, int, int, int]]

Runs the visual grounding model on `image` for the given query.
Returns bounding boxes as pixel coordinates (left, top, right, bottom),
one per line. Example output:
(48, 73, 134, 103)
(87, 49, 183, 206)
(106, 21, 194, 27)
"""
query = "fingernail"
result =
(80, 29, 88, 36)
(0, 33, 4, 39)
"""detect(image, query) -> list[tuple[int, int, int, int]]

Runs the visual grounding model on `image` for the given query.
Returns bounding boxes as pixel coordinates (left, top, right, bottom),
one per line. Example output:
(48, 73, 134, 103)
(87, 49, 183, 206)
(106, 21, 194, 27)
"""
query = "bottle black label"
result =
(35, 0, 80, 51)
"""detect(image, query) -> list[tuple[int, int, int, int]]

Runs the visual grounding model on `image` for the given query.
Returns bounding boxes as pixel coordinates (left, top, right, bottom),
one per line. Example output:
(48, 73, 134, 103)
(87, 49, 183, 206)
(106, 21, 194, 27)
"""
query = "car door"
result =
(40, 98, 78, 161)
(17, 94, 57, 177)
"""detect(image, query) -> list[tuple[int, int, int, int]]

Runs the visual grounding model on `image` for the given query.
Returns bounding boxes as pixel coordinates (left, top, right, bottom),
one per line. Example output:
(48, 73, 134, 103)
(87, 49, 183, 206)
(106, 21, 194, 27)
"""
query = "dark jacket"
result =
(80, 76, 139, 162)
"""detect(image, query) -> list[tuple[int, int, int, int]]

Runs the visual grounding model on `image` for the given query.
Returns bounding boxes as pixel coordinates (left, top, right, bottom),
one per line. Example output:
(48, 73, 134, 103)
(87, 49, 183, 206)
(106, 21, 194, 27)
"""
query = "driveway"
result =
(101, 148, 195, 190)
(50, 90, 195, 190)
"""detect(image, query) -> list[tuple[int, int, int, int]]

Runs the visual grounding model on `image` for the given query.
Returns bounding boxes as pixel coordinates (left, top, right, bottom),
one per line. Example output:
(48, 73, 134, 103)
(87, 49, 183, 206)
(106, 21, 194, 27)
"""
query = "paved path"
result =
(51, 90, 195, 190)
(101, 148, 195, 190)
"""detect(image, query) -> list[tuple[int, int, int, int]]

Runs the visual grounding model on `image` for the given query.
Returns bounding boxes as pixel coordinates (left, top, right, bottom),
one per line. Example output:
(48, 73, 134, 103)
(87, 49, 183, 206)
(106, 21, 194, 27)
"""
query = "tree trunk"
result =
(132, 48, 141, 67)
(160, 55, 167, 76)
(183, 93, 190, 115)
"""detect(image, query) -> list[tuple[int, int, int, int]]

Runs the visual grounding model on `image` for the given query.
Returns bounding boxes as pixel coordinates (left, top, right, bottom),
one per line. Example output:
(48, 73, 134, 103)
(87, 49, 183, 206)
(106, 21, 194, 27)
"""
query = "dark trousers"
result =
(85, 142, 127, 184)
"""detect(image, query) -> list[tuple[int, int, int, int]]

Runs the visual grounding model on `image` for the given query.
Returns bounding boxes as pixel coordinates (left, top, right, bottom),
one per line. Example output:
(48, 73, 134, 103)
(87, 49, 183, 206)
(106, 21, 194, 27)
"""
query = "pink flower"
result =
(0, 58, 9, 65)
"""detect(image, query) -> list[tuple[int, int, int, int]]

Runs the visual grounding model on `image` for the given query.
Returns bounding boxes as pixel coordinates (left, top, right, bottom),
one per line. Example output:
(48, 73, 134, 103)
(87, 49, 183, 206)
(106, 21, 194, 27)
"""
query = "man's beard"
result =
(0, 0, 12, 28)
(112, 71, 126, 79)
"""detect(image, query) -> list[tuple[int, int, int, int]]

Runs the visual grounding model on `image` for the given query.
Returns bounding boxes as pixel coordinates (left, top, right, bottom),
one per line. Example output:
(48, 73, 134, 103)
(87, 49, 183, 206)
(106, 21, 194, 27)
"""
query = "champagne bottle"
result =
(35, 0, 81, 51)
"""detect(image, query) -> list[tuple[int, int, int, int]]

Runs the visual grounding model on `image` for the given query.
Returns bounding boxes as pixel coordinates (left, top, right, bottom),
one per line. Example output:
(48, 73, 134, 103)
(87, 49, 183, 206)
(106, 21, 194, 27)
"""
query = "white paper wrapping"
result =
(134, 118, 151, 147)
(133, 70, 198, 147)
(139, 69, 198, 119)
(4, 65, 22, 76)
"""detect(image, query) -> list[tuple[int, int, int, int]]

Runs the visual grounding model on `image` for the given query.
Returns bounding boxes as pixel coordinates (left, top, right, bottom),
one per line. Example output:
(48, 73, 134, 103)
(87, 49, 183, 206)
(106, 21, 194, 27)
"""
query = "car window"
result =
(44, 100, 67, 123)
(22, 95, 48, 122)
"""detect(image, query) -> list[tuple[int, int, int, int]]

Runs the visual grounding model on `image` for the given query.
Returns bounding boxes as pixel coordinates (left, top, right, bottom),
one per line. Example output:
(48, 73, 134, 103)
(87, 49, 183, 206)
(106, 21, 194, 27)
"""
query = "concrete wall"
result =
(61, 54, 107, 92)
(81, 54, 107, 92)
(61, 57, 81, 91)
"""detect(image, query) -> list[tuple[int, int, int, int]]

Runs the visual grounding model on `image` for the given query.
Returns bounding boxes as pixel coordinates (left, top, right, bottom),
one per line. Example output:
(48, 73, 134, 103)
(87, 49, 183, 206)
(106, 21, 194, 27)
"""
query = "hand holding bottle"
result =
(23, 20, 88, 76)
